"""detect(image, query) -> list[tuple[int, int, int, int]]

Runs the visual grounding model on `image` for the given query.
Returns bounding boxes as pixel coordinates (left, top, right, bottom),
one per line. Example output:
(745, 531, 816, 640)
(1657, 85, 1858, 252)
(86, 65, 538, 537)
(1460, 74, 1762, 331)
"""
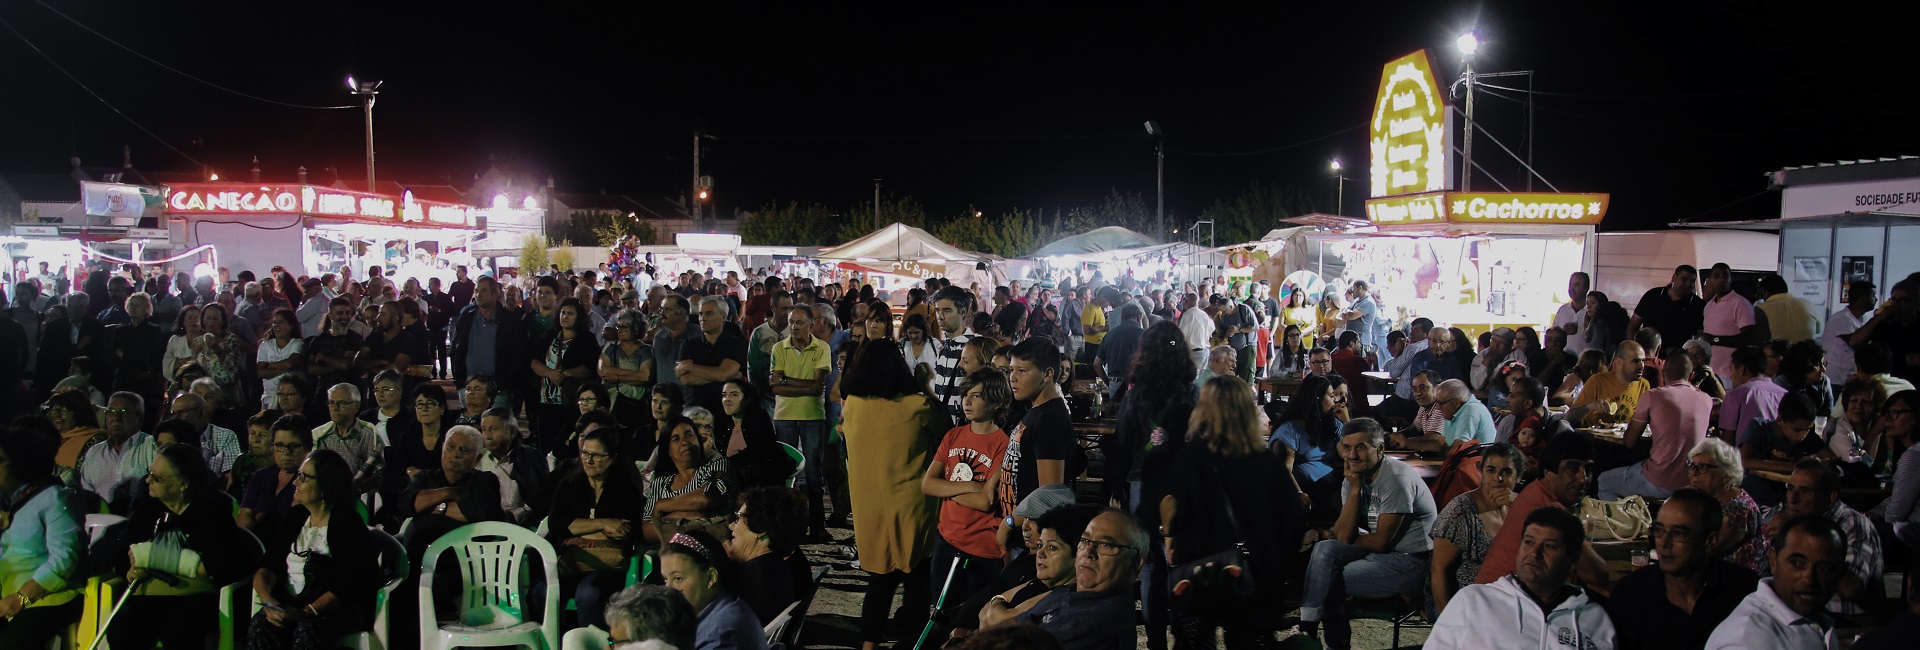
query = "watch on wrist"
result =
(435, 502, 450, 515)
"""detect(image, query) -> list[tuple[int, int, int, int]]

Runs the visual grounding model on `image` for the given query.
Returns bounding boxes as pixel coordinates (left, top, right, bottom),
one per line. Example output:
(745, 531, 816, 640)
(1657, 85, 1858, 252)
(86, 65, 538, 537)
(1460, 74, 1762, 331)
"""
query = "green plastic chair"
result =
(778, 442, 806, 489)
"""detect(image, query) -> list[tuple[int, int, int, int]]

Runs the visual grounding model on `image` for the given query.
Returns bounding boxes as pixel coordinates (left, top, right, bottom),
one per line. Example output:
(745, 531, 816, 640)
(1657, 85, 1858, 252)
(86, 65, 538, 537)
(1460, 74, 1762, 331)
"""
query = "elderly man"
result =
(1600, 351, 1714, 501)
(1394, 378, 1493, 454)
(1012, 508, 1145, 650)
(1376, 319, 1432, 419)
(1762, 459, 1881, 619)
(1194, 345, 1235, 389)
(1707, 515, 1848, 650)
(1604, 488, 1760, 650)
(1176, 292, 1214, 369)
(1569, 341, 1651, 427)
(1476, 433, 1608, 587)
(313, 383, 383, 495)
(1427, 507, 1616, 650)
(1411, 327, 1467, 384)
(1629, 265, 1705, 358)
(104, 291, 167, 429)
(479, 406, 545, 526)
(1471, 327, 1525, 400)
(78, 391, 157, 509)
(678, 295, 748, 423)
(1700, 263, 1764, 384)
(1299, 418, 1437, 650)
(169, 392, 242, 486)
(399, 426, 505, 555)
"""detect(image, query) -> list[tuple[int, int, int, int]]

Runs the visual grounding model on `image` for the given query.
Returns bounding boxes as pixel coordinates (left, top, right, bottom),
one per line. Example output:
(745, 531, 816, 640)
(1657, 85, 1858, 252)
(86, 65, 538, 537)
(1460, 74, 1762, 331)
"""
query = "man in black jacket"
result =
(35, 293, 104, 403)
(451, 276, 524, 407)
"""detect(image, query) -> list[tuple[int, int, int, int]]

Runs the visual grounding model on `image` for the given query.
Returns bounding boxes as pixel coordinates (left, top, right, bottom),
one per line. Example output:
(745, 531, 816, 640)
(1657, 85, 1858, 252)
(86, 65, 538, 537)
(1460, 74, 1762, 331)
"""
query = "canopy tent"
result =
(817, 222, 986, 262)
(1029, 226, 1160, 257)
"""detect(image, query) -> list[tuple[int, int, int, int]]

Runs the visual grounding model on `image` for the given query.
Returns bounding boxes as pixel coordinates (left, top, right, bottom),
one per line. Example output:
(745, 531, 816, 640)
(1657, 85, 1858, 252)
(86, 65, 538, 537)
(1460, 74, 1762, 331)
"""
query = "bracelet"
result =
(305, 603, 320, 616)
(12, 592, 34, 606)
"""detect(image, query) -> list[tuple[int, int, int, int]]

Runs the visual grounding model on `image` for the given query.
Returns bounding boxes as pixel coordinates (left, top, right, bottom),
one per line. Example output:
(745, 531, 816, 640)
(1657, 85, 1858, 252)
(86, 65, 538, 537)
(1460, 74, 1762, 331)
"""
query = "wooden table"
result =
(1579, 426, 1635, 447)
(1258, 376, 1304, 399)
(1384, 451, 1443, 482)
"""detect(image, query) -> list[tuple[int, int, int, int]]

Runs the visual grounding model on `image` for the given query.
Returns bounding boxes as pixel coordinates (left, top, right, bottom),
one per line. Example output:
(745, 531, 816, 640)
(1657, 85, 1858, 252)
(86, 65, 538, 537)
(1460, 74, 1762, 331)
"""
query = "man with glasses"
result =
(170, 392, 241, 489)
(1568, 341, 1651, 428)
(1761, 458, 1882, 619)
(1296, 418, 1435, 649)
(1430, 378, 1497, 449)
(313, 383, 383, 496)
(1306, 348, 1334, 379)
(78, 391, 156, 510)
(1476, 432, 1609, 588)
(1016, 508, 1147, 650)
(1604, 488, 1759, 650)
(1601, 351, 1714, 502)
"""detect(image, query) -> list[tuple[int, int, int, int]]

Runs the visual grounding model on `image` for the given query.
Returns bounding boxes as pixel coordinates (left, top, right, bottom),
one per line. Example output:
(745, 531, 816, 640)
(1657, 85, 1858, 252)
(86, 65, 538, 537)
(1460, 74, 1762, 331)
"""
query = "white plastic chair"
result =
(418, 521, 560, 650)
(560, 625, 609, 650)
(761, 601, 800, 644)
(217, 528, 267, 650)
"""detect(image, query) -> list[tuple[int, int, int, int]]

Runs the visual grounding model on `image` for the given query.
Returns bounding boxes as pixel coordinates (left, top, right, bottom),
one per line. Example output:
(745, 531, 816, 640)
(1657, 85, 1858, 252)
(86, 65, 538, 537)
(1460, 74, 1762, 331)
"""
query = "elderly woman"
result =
(1429, 442, 1524, 615)
(257, 308, 306, 411)
(661, 530, 766, 650)
(194, 303, 247, 408)
(1688, 437, 1768, 575)
(46, 389, 105, 486)
(359, 370, 411, 441)
(0, 422, 85, 647)
(1683, 338, 1726, 399)
(1161, 375, 1302, 646)
(726, 486, 812, 624)
(974, 504, 1099, 632)
(453, 374, 496, 428)
(163, 303, 205, 385)
(684, 406, 721, 457)
(1829, 377, 1886, 463)
(112, 443, 250, 649)
(550, 426, 645, 630)
(248, 449, 378, 649)
(644, 416, 735, 544)
(604, 584, 699, 650)
(599, 309, 655, 428)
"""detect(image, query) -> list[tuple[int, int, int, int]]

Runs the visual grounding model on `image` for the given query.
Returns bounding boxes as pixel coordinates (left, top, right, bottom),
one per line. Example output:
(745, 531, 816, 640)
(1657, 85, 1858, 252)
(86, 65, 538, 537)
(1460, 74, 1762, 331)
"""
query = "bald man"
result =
(1567, 341, 1651, 428)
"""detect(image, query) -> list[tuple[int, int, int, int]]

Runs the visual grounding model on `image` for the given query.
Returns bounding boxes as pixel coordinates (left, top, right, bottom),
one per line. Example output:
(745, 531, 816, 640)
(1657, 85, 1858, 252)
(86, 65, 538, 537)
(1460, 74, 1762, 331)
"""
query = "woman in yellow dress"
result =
(839, 339, 946, 650)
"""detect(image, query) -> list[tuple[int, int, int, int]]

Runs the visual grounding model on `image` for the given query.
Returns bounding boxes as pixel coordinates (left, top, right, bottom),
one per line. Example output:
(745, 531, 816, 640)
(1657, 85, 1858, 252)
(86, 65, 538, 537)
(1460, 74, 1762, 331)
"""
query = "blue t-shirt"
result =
(1443, 397, 1500, 445)
(1270, 419, 1337, 482)
(1354, 294, 1383, 350)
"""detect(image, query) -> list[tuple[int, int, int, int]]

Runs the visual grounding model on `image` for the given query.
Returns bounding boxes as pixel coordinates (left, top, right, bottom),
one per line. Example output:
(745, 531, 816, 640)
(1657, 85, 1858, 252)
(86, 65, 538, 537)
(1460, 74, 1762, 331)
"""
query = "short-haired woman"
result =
(1688, 437, 1767, 575)
(0, 422, 84, 647)
(550, 426, 645, 630)
(726, 486, 811, 624)
(661, 530, 766, 650)
(112, 443, 251, 649)
(248, 449, 379, 647)
(1430, 442, 1525, 615)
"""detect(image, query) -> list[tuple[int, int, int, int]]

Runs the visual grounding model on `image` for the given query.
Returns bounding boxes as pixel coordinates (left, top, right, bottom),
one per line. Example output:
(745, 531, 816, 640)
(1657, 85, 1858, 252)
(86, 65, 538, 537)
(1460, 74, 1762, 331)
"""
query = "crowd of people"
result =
(0, 257, 1916, 650)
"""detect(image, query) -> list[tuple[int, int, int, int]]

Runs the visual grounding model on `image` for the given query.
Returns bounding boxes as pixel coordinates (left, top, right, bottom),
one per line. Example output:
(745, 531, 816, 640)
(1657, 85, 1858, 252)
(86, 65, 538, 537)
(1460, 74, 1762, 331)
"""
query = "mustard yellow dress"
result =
(841, 393, 943, 574)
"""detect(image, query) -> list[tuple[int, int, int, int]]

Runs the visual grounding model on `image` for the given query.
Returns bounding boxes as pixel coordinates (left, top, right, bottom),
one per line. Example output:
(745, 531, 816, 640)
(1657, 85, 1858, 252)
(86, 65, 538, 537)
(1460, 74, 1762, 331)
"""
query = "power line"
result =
(1166, 122, 1367, 157)
(1474, 85, 1775, 141)
(1672, 189, 1775, 224)
(0, 13, 203, 167)
(1473, 81, 1763, 100)
(28, 0, 356, 110)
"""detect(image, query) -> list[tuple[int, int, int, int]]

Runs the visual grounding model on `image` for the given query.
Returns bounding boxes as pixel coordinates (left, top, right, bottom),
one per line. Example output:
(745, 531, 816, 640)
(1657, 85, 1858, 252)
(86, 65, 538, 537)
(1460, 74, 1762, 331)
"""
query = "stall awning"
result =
(818, 222, 985, 262)
(1029, 226, 1160, 257)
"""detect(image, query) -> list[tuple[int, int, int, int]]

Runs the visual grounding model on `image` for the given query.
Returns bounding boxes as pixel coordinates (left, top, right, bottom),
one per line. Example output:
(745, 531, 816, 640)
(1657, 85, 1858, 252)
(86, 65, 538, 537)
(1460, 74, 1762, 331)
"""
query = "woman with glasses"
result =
(1429, 442, 1525, 616)
(384, 384, 448, 492)
(683, 407, 721, 457)
(162, 303, 204, 386)
(1870, 391, 1920, 551)
(549, 426, 644, 630)
(240, 415, 314, 535)
(274, 375, 322, 428)
(46, 389, 105, 486)
(1161, 375, 1301, 647)
(726, 486, 811, 625)
(660, 529, 766, 650)
(600, 309, 655, 429)
(111, 443, 250, 650)
(1866, 390, 1918, 476)
(643, 416, 735, 544)
(257, 309, 306, 411)
(1686, 437, 1767, 575)
(453, 375, 496, 428)
(247, 449, 379, 649)
(531, 297, 602, 454)
(1269, 374, 1351, 523)
(0, 420, 85, 648)
(1269, 324, 1308, 379)
(358, 370, 411, 445)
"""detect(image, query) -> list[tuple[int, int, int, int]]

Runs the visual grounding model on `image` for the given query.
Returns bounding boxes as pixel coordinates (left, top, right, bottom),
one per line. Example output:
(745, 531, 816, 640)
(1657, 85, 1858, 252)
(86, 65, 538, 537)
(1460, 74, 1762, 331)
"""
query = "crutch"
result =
(84, 575, 151, 650)
(912, 557, 964, 650)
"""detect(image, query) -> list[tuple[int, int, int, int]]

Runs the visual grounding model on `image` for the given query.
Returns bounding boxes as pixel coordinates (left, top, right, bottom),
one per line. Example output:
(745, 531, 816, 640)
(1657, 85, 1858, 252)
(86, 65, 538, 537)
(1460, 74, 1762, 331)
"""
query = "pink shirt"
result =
(1703, 291, 1755, 379)
(1719, 377, 1787, 436)
(1631, 382, 1715, 490)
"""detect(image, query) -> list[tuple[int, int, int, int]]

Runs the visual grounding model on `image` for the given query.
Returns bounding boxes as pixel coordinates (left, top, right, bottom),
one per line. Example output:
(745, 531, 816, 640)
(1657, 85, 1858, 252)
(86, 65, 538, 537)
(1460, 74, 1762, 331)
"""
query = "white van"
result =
(1594, 230, 1779, 310)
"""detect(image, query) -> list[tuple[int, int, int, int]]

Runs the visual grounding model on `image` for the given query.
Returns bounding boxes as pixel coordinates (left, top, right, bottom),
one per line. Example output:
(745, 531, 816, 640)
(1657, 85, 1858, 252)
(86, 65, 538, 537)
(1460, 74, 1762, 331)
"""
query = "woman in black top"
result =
(249, 449, 380, 648)
(548, 427, 646, 630)
(531, 297, 602, 454)
(719, 378, 797, 490)
(725, 486, 812, 624)
(1778, 340, 1835, 416)
(1163, 375, 1302, 647)
(113, 444, 252, 649)
(1104, 321, 1197, 650)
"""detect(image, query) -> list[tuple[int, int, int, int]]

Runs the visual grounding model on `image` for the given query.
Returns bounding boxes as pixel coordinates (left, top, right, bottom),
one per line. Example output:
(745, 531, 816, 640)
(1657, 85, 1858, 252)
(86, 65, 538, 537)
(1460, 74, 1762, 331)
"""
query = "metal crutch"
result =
(912, 557, 964, 650)
(84, 575, 151, 650)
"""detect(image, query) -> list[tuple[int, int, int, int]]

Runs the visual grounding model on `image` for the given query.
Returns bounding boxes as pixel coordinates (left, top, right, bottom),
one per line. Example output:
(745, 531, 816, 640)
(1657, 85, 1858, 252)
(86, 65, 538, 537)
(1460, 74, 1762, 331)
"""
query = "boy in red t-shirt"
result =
(921, 368, 1014, 607)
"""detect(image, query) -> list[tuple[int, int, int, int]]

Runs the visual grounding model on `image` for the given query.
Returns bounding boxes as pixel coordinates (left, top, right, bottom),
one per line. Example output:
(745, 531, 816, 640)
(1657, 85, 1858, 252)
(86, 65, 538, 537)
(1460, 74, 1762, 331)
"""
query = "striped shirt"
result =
(933, 329, 978, 426)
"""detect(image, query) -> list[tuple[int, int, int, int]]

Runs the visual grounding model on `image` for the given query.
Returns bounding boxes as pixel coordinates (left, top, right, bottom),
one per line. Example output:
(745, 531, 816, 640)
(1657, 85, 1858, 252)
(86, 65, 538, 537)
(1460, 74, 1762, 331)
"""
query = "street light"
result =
(1330, 159, 1348, 216)
(1456, 32, 1479, 56)
(1145, 120, 1164, 240)
(1455, 31, 1477, 191)
(347, 76, 383, 192)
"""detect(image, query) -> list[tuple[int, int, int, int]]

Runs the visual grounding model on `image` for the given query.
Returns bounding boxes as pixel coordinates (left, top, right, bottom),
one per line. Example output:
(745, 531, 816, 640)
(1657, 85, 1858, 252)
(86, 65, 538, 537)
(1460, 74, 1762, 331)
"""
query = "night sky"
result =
(3, 1, 1917, 232)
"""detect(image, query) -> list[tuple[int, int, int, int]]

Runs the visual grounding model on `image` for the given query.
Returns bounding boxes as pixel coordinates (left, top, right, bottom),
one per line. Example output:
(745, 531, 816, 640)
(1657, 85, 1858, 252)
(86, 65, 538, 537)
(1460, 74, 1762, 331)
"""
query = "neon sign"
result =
(1364, 192, 1609, 227)
(166, 183, 474, 227)
(1369, 50, 1452, 198)
(168, 186, 300, 213)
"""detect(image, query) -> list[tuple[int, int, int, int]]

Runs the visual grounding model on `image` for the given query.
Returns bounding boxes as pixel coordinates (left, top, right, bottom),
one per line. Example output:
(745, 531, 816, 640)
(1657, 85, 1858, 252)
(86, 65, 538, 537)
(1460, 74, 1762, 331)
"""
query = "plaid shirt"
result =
(932, 330, 977, 426)
(201, 424, 243, 476)
(1761, 500, 1882, 616)
(314, 419, 384, 480)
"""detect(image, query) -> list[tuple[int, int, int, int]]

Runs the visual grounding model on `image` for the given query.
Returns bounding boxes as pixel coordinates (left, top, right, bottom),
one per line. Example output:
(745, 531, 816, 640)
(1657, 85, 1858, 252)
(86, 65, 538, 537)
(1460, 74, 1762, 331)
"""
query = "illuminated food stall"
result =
(164, 183, 479, 283)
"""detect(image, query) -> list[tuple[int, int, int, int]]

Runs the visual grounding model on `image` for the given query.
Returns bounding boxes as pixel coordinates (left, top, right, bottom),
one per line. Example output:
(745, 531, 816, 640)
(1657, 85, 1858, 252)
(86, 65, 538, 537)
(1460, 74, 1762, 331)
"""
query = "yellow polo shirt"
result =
(770, 336, 832, 421)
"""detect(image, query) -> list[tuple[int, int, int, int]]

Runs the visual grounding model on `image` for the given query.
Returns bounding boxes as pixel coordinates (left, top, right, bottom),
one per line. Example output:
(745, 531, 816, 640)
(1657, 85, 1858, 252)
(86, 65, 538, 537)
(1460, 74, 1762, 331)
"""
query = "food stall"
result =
(163, 183, 481, 285)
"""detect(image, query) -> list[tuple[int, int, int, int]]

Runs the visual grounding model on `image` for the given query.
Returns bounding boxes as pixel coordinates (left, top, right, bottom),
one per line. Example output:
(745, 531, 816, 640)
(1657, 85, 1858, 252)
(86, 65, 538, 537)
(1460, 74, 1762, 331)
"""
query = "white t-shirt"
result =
(285, 522, 330, 594)
(1178, 308, 1216, 351)
(258, 337, 305, 409)
(1552, 301, 1590, 355)
(1823, 307, 1870, 386)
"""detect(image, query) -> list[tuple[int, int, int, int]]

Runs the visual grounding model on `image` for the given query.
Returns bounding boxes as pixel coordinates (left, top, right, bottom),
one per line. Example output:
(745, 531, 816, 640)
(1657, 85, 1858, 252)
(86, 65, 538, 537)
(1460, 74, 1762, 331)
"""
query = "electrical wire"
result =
(1671, 189, 1775, 224)
(1165, 122, 1367, 157)
(0, 13, 204, 167)
(1474, 84, 1774, 141)
(28, 0, 356, 110)
(1473, 81, 1763, 100)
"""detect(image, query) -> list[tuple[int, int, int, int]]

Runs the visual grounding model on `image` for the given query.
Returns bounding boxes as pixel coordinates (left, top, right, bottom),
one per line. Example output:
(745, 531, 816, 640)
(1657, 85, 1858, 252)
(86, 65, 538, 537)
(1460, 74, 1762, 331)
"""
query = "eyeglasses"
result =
(414, 402, 441, 410)
(579, 450, 612, 463)
(373, 387, 397, 394)
(577, 396, 600, 405)
(327, 400, 358, 408)
(1647, 524, 1701, 542)
(1890, 409, 1916, 417)
(1684, 461, 1718, 473)
(293, 471, 318, 484)
(142, 472, 175, 485)
(1076, 538, 1135, 557)
(105, 408, 135, 416)
(271, 442, 306, 453)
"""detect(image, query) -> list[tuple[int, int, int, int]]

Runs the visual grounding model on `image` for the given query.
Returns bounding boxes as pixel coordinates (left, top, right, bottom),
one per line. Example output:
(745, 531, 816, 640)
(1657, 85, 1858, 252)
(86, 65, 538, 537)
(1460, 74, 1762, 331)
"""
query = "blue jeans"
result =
(1598, 462, 1675, 501)
(775, 419, 830, 530)
(1300, 540, 1429, 650)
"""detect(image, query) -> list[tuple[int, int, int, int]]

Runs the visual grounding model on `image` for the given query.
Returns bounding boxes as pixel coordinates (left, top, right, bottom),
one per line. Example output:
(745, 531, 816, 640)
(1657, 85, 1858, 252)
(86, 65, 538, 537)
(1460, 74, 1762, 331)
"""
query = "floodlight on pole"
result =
(1457, 32, 1479, 56)
(1330, 159, 1348, 216)
(347, 76, 383, 192)
(1145, 120, 1165, 241)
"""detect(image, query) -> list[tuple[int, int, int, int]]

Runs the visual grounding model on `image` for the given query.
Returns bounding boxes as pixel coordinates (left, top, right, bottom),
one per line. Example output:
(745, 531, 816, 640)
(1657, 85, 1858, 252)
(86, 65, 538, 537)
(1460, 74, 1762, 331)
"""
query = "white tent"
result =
(817, 222, 985, 262)
(1029, 226, 1160, 257)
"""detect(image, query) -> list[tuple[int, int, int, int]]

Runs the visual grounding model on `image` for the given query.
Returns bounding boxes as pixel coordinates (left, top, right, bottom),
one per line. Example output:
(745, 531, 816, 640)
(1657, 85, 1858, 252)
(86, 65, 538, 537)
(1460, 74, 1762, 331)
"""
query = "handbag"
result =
(559, 537, 629, 577)
(1577, 495, 1651, 542)
(1168, 470, 1256, 613)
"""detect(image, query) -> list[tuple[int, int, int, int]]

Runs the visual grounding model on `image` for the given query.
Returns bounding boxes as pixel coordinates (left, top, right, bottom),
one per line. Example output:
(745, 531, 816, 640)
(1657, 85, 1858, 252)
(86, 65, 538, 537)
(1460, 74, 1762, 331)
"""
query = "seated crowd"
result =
(3, 261, 1920, 650)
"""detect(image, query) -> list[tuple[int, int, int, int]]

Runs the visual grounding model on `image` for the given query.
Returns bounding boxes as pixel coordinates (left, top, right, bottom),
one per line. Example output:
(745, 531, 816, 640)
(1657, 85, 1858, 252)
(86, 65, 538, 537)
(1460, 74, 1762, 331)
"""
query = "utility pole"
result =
(1456, 33, 1478, 192)
(873, 179, 882, 231)
(692, 130, 703, 226)
(347, 77, 382, 191)
(1145, 121, 1164, 240)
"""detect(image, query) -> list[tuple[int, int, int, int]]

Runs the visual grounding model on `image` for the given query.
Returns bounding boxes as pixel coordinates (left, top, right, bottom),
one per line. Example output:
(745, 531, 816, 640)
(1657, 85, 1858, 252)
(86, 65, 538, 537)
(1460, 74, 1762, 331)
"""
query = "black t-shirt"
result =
(996, 397, 1076, 517)
(679, 331, 748, 413)
(1633, 287, 1705, 355)
(306, 330, 365, 389)
(1603, 560, 1758, 650)
(1869, 315, 1920, 382)
(364, 328, 423, 370)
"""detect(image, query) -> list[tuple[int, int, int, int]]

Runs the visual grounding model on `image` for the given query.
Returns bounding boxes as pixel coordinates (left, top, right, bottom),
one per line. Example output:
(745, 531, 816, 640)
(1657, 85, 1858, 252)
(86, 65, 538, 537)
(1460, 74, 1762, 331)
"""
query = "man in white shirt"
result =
(1707, 514, 1846, 650)
(1823, 281, 1874, 395)
(1176, 292, 1215, 370)
(1552, 272, 1592, 356)
(79, 392, 157, 504)
(1427, 507, 1616, 650)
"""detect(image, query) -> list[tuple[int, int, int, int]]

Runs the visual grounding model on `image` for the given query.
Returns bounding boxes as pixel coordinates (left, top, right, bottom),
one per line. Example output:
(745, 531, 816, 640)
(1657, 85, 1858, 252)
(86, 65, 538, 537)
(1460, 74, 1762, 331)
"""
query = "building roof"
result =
(1769, 156, 1920, 188)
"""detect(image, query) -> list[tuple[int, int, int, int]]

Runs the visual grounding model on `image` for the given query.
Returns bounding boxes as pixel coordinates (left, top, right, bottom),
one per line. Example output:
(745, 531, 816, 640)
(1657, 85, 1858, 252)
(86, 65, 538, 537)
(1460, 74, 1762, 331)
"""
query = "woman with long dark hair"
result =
(163, 303, 204, 386)
(643, 417, 735, 544)
(1269, 374, 1351, 522)
(1163, 375, 1301, 647)
(247, 448, 379, 649)
(719, 378, 796, 489)
(1105, 320, 1198, 650)
(1270, 324, 1309, 378)
(530, 297, 602, 453)
(840, 340, 943, 650)
(257, 308, 306, 411)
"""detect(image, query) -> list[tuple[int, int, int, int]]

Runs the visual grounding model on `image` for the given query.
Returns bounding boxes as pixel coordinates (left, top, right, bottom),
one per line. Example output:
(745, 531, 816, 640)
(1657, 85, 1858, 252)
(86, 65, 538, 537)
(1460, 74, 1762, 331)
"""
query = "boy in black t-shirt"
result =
(997, 338, 1077, 552)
